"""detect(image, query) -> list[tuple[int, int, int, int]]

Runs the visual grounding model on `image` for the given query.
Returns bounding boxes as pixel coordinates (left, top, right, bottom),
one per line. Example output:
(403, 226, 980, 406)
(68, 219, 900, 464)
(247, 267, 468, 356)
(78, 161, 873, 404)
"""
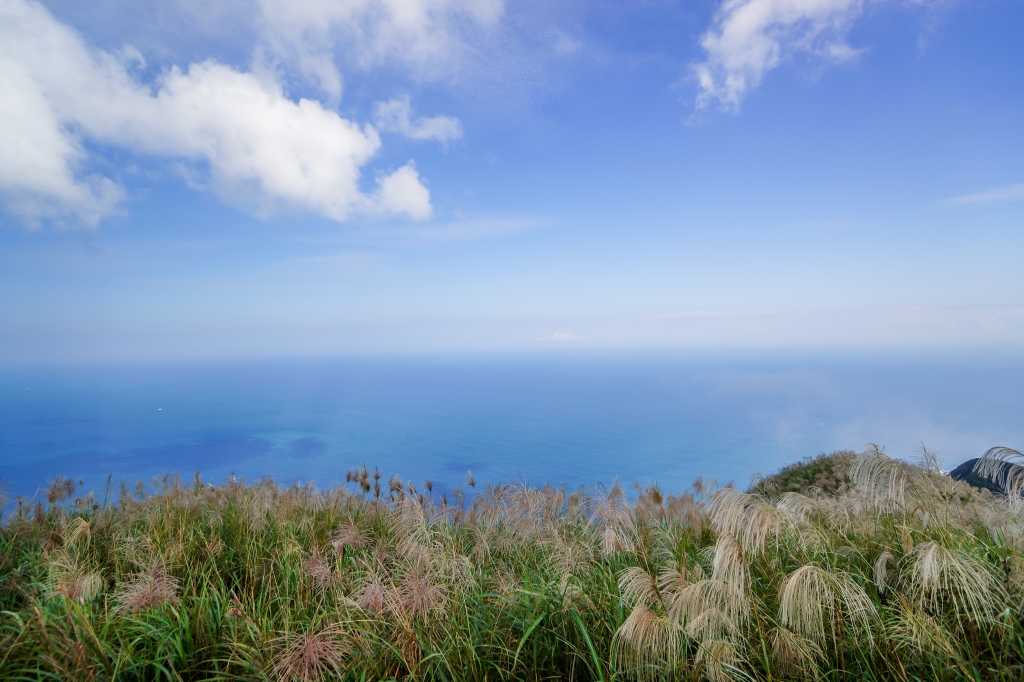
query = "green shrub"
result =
(749, 449, 856, 496)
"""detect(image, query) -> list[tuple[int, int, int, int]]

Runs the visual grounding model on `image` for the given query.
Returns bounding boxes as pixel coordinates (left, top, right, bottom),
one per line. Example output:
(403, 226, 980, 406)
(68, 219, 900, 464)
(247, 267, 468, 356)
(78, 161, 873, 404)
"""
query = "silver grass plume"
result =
(873, 551, 893, 596)
(47, 552, 103, 603)
(332, 520, 366, 555)
(63, 516, 91, 552)
(973, 447, 1024, 497)
(904, 541, 1006, 624)
(618, 566, 661, 609)
(777, 564, 875, 648)
(708, 488, 779, 555)
(848, 445, 942, 510)
(613, 605, 683, 680)
(775, 492, 820, 526)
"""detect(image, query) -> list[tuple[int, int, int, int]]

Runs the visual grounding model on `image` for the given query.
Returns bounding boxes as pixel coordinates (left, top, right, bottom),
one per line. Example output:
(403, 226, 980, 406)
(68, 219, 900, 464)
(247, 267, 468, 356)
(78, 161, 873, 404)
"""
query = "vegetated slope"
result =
(2, 447, 1024, 681)
(754, 449, 1020, 498)
(749, 450, 856, 496)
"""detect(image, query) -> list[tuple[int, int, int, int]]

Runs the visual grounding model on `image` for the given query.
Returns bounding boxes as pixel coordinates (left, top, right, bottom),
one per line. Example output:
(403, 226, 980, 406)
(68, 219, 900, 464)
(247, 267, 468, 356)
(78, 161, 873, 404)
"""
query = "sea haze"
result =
(3, 353, 1023, 504)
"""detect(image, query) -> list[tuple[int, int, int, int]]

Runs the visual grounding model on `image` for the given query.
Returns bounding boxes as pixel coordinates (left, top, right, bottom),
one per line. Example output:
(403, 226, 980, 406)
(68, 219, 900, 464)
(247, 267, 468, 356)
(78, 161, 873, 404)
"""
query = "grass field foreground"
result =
(3, 446, 1024, 680)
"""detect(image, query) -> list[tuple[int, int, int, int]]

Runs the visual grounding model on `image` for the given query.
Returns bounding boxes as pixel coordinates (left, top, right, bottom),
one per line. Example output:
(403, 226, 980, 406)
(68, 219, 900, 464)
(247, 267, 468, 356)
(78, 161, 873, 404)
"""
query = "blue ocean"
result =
(3, 353, 1024, 505)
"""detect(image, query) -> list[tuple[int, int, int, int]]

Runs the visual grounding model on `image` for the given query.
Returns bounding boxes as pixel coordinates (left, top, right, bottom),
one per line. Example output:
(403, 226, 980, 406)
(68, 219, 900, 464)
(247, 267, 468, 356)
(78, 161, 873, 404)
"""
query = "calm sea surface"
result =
(3, 353, 1024, 504)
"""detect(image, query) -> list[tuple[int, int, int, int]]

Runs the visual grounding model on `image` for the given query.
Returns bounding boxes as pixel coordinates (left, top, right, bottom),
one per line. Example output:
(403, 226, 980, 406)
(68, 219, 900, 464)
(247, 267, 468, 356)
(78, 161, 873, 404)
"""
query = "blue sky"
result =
(1, 0, 1022, 362)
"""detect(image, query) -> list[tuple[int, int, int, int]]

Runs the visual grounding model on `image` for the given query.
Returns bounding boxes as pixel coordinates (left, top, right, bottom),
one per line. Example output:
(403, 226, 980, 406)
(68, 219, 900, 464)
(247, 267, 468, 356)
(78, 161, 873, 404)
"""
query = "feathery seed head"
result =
(396, 556, 445, 617)
(48, 553, 103, 603)
(873, 551, 893, 596)
(114, 559, 180, 613)
(332, 521, 366, 554)
(302, 549, 335, 590)
(357, 572, 387, 613)
(778, 564, 875, 647)
(618, 566, 661, 609)
(63, 516, 91, 551)
(46, 475, 76, 505)
(711, 533, 746, 590)
(658, 566, 688, 600)
(602, 524, 636, 556)
(613, 605, 683, 680)
(709, 488, 778, 555)
(974, 447, 1024, 497)
(906, 541, 1005, 624)
(775, 492, 820, 526)
(273, 624, 348, 682)
(887, 598, 962, 660)
(669, 579, 746, 642)
(849, 446, 919, 508)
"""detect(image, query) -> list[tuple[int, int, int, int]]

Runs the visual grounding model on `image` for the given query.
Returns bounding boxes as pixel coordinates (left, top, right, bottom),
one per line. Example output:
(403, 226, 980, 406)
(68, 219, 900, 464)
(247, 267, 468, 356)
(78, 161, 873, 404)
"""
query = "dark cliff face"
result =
(949, 458, 1022, 495)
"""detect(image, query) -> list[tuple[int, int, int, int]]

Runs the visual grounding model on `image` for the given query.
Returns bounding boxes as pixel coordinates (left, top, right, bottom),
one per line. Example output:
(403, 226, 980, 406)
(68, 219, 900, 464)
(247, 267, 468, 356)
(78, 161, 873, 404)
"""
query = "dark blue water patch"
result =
(287, 437, 327, 458)
(2, 353, 1024, 507)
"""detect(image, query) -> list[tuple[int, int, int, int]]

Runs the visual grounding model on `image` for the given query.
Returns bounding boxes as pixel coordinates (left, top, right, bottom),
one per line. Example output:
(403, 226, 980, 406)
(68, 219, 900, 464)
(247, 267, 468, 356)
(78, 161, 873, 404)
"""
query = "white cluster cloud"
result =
(374, 96, 463, 143)
(693, 0, 865, 110)
(256, 0, 505, 100)
(0, 0, 433, 225)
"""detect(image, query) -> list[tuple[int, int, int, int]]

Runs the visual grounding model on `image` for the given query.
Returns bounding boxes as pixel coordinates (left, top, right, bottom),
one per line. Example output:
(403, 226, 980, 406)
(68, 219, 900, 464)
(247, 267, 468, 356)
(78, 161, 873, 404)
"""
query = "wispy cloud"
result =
(255, 0, 505, 99)
(944, 182, 1024, 206)
(692, 0, 865, 110)
(374, 95, 463, 144)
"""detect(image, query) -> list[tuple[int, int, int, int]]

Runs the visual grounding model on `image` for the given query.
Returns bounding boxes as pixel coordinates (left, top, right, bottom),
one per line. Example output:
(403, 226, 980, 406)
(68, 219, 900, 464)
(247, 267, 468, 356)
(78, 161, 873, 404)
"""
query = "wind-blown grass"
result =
(2, 449, 1024, 680)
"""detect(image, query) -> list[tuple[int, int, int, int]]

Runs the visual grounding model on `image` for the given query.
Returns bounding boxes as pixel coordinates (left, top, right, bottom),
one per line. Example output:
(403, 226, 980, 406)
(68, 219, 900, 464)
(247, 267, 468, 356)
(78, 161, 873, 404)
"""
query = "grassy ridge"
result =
(749, 450, 856, 496)
(2, 448, 1024, 681)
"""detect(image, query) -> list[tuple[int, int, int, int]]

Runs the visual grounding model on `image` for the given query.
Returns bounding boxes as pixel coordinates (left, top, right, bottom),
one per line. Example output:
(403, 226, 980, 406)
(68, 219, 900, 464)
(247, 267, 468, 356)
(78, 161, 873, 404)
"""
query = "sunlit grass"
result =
(2, 450, 1024, 680)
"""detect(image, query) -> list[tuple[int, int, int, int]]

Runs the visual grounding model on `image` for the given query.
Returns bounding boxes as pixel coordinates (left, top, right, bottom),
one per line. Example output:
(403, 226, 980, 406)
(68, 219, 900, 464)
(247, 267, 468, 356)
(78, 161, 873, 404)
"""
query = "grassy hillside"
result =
(748, 450, 856, 496)
(2, 447, 1024, 680)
